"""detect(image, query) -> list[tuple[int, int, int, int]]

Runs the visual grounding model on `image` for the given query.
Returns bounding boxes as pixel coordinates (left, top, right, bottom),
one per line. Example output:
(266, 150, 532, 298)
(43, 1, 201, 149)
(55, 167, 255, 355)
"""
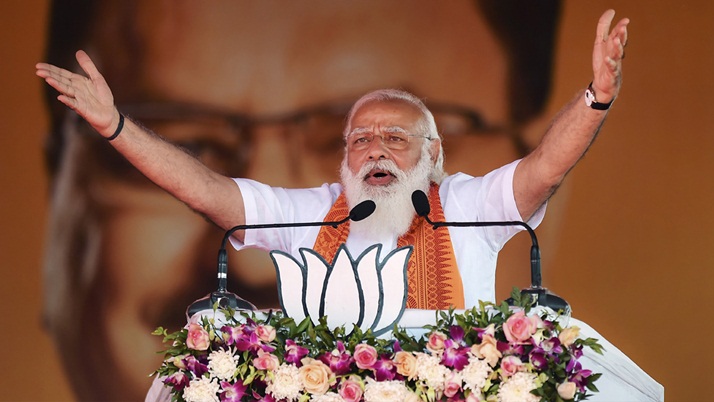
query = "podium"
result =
(567, 318, 664, 401)
(148, 246, 664, 401)
(147, 308, 663, 402)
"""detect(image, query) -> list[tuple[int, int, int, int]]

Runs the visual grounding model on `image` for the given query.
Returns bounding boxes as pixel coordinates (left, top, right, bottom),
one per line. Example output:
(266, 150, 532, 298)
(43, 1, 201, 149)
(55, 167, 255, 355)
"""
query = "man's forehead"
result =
(92, 0, 509, 124)
(349, 99, 422, 125)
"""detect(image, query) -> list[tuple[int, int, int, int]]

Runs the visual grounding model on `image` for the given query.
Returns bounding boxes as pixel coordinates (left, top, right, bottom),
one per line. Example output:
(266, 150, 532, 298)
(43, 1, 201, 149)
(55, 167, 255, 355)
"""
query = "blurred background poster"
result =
(2, 1, 713, 400)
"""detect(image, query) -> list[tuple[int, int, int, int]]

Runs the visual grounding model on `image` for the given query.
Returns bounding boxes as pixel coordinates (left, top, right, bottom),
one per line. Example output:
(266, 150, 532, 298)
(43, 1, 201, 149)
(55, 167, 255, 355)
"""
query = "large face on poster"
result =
(41, 0, 560, 399)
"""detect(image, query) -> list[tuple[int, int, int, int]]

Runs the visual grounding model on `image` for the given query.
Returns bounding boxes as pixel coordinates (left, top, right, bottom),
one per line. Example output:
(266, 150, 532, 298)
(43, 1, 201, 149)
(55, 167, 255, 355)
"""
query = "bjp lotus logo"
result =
(270, 244, 412, 335)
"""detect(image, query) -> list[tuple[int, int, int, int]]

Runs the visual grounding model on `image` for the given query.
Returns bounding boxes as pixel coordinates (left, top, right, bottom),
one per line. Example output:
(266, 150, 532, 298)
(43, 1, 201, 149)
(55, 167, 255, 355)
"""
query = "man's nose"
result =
(365, 135, 390, 160)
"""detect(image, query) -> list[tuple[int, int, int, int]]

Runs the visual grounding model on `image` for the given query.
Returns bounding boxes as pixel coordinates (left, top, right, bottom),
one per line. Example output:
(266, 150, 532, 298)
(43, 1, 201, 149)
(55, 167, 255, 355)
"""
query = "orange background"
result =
(2, 1, 712, 400)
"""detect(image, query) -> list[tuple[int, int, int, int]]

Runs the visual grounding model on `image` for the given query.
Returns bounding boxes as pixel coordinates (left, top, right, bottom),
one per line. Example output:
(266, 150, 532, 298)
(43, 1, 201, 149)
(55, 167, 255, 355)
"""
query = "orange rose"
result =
(557, 381, 577, 400)
(298, 358, 335, 395)
(558, 326, 581, 348)
(393, 351, 417, 379)
(473, 334, 501, 367)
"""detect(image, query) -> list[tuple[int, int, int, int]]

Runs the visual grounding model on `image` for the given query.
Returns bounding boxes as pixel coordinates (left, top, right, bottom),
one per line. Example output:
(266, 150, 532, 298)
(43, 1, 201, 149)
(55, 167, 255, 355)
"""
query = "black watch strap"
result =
(584, 82, 614, 110)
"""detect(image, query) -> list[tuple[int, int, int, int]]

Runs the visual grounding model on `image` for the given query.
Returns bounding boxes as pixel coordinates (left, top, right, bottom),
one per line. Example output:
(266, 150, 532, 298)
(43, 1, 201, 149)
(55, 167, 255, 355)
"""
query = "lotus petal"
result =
(270, 251, 307, 322)
(322, 245, 362, 329)
(300, 249, 329, 324)
(372, 246, 412, 335)
(354, 245, 381, 329)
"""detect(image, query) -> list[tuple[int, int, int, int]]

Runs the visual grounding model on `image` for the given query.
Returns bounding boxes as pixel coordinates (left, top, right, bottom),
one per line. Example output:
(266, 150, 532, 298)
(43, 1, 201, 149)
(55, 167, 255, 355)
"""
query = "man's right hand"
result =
(36, 50, 120, 138)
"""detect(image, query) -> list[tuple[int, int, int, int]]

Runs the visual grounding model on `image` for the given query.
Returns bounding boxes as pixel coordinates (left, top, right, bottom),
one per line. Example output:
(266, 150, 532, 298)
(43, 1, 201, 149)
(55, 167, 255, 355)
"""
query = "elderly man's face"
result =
(345, 100, 434, 184)
(45, 1, 520, 399)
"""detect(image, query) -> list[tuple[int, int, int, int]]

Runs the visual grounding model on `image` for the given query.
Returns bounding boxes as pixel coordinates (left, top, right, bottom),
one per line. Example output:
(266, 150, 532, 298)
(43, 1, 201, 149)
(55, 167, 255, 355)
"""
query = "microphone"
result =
(411, 190, 569, 314)
(186, 199, 376, 318)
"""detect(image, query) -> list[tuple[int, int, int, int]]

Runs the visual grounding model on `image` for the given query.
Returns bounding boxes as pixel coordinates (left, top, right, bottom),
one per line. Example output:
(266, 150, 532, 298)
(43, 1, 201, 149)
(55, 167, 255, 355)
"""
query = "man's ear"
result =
(430, 138, 442, 162)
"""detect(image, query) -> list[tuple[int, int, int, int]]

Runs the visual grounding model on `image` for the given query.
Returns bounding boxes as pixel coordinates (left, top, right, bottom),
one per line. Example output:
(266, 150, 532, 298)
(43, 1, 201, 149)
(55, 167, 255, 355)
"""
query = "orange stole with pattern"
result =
(313, 184, 465, 309)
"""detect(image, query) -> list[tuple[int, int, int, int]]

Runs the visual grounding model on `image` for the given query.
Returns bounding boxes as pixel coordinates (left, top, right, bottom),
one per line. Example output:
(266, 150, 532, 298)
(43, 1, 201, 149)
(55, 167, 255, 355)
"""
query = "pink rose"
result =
(503, 311, 539, 344)
(499, 355, 523, 378)
(473, 334, 502, 368)
(186, 323, 210, 351)
(443, 372, 462, 398)
(393, 351, 417, 379)
(338, 375, 363, 402)
(253, 349, 279, 371)
(255, 325, 276, 343)
(299, 359, 335, 395)
(426, 331, 448, 353)
(354, 344, 378, 370)
(557, 381, 577, 400)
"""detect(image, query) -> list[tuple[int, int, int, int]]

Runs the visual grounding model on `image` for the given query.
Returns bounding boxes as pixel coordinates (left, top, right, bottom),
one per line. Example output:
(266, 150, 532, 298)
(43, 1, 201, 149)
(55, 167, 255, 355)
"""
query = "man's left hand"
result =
(592, 9, 630, 103)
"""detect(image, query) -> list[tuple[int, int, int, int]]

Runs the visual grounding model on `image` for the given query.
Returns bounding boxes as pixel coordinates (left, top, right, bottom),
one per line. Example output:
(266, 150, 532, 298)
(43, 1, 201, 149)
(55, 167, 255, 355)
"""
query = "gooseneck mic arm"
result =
(187, 200, 376, 318)
(411, 190, 568, 314)
(412, 190, 541, 288)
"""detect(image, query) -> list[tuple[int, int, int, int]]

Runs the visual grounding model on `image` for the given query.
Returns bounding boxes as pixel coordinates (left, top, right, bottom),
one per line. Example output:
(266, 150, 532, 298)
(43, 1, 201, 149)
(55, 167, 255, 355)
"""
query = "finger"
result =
(614, 37, 625, 60)
(616, 18, 630, 47)
(43, 76, 69, 95)
(596, 9, 616, 43)
(57, 94, 79, 111)
(75, 50, 104, 83)
(604, 36, 623, 64)
(605, 56, 619, 72)
(36, 63, 76, 87)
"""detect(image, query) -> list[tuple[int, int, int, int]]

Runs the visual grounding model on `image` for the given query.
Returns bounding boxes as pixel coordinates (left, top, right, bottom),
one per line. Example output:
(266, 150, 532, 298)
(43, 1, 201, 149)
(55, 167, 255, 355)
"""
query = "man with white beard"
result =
(36, 11, 629, 309)
(237, 89, 539, 308)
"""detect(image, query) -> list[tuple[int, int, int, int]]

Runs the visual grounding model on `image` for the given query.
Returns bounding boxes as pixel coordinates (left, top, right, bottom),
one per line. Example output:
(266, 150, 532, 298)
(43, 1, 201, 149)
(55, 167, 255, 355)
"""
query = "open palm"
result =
(36, 50, 118, 137)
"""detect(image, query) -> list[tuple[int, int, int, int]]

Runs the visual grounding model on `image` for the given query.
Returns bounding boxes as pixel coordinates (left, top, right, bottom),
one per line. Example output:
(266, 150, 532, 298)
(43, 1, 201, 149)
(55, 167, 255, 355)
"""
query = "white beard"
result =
(340, 152, 433, 239)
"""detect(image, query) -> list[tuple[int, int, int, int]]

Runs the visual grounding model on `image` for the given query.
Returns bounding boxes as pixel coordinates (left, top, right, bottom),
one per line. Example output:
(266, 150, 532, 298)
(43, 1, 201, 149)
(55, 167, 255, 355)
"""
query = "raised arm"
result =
(514, 9, 629, 220)
(36, 50, 247, 236)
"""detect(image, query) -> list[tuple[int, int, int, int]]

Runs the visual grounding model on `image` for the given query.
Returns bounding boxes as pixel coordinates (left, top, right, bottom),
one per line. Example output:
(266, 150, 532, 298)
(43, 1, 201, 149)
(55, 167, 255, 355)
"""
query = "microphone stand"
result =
(411, 190, 570, 315)
(186, 200, 376, 318)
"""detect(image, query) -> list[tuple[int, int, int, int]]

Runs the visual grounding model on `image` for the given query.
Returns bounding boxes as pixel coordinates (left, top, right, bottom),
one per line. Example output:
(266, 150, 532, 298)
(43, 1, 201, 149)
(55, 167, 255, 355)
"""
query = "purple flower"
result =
(235, 331, 263, 354)
(220, 380, 247, 402)
(570, 344, 584, 359)
(284, 339, 309, 365)
(373, 355, 396, 381)
(538, 336, 563, 357)
(529, 351, 548, 370)
(163, 371, 189, 391)
(183, 355, 209, 377)
(449, 325, 465, 343)
(565, 359, 593, 391)
(442, 339, 469, 370)
(251, 390, 276, 402)
(319, 341, 353, 375)
(498, 340, 525, 357)
(571, 369, 594, 392)
(221, 324, 247, 346)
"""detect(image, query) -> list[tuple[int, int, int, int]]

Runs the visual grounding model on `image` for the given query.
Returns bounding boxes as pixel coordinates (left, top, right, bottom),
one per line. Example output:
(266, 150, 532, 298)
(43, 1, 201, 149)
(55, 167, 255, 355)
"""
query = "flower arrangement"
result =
(152, 291, 602, 402)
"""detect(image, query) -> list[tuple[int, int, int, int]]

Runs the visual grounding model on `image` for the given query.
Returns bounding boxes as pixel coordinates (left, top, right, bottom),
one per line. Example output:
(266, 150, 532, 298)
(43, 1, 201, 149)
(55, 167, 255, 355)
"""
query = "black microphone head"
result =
(411, 190, 430, 217)
(349, 200, 376, 222)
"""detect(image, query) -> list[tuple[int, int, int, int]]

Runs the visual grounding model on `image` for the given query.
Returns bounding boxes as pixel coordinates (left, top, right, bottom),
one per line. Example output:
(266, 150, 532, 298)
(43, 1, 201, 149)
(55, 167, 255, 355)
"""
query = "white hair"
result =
(340, 148, 433, 238)
(343, 89, 447, 183)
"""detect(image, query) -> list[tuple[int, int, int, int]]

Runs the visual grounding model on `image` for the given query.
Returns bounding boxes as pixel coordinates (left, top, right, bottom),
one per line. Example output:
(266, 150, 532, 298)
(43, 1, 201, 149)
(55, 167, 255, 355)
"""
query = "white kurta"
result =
(232, 159, 545, 306)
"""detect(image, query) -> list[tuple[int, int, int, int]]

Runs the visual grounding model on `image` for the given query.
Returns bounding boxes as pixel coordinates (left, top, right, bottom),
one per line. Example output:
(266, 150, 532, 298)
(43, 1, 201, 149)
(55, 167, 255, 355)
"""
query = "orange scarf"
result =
(313, 184, 465, 309)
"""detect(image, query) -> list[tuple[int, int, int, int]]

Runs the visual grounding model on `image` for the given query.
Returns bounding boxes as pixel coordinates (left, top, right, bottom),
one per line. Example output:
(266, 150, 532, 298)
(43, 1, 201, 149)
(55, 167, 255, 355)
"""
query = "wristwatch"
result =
(584, 82, 614, 110)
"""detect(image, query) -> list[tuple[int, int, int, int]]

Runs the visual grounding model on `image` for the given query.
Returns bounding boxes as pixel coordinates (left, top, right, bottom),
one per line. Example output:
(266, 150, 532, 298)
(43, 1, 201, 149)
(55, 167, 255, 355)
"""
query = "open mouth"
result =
(364, 169, 396, 185)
